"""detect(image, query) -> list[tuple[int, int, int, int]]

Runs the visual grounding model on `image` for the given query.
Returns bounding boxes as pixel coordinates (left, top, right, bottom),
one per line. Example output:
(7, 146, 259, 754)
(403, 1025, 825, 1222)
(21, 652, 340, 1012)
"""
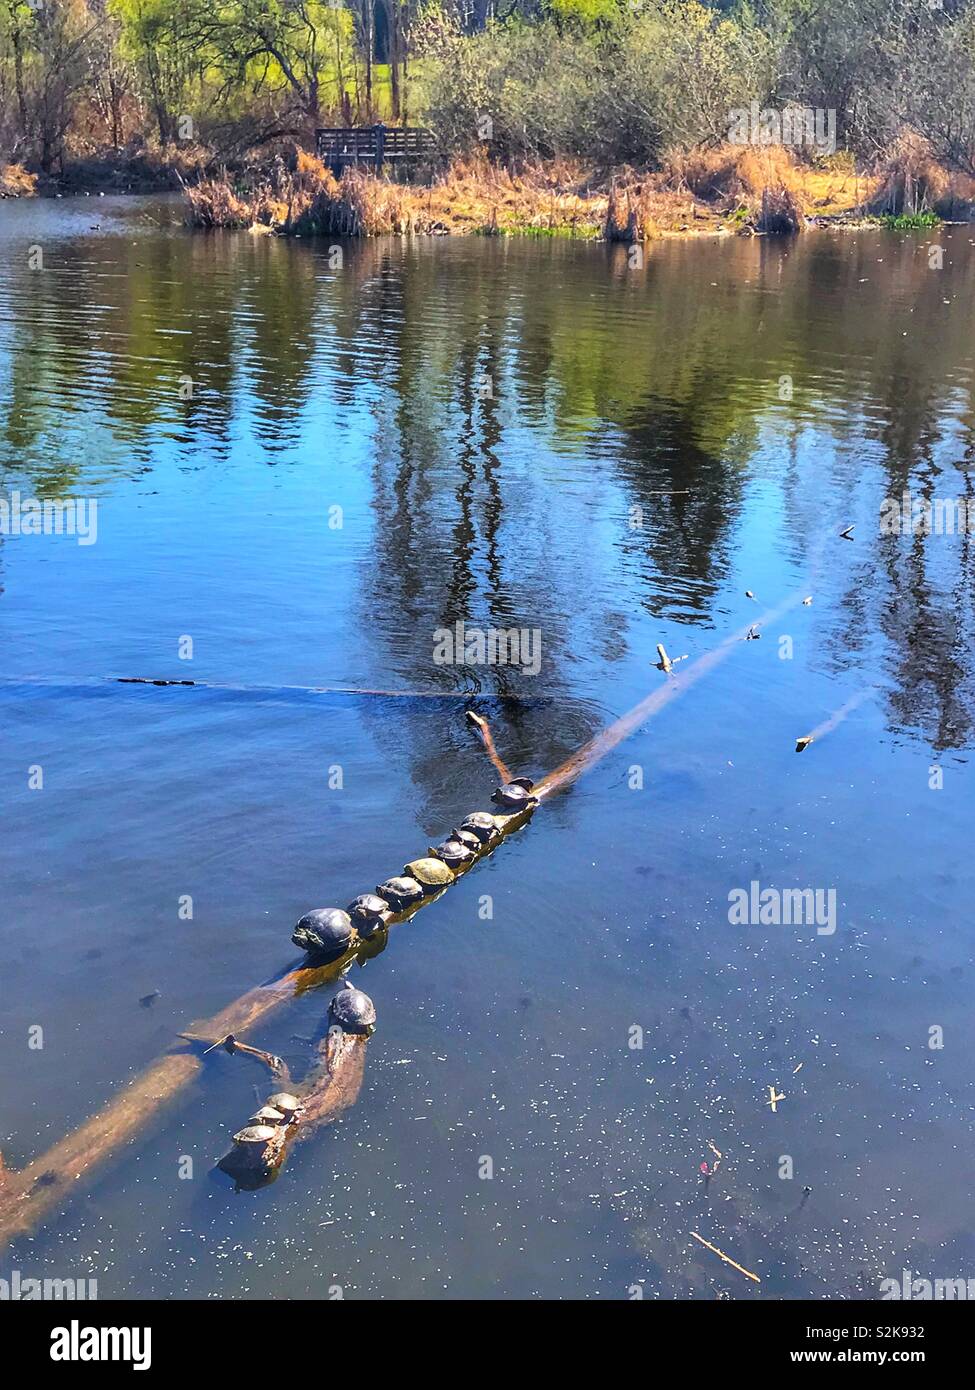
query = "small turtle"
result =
(492, 777, 537, 810)
(431, 838, 472, 868)
(459, 812, 499, 843)
(329, 982, 377, 1034)
(347, 893, 389, 934)
(376, 876, 424, 911)
(292, 907, 355, 957)
(266, 1091, 301, 1120)
(231, 1124, 278, 1148)
(452, 829, 482, 853)
(250, 1105, 286, 1126)
(403, 857, 456, 893)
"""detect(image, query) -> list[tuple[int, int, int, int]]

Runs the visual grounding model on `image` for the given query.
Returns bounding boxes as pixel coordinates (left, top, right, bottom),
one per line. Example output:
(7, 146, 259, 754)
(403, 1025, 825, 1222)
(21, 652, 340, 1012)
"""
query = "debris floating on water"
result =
(689, 1231, 761, 1284)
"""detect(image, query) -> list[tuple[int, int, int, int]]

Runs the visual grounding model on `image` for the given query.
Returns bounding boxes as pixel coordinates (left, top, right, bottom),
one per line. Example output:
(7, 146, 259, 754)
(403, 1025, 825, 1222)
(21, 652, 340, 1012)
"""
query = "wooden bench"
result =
(316, 124, 437, 170)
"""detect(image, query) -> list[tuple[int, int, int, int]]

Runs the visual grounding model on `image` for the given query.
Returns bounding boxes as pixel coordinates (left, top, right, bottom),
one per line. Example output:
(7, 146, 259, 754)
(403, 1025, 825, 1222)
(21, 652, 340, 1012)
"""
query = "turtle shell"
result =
(492, 782, 534, 809)
(232, 1124, 277, 1146)
(250, 1105, 286, 1126)
(292, 907, 355, 956)
(403, 857, 456, 892)
(266, 1092, 300, 1118)
(376, 876, 424, 910)
(452, 829, 482, 853)
(459, 812, 500, 843)
(347, 893, 389, 934)
(329, 984, 377, 1033)
(431, 839, 472, 868)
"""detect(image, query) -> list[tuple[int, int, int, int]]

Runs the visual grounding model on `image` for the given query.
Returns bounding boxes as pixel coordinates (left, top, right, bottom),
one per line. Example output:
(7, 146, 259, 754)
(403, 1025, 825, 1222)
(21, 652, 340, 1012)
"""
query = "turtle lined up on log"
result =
(218, 984, 376, 1189)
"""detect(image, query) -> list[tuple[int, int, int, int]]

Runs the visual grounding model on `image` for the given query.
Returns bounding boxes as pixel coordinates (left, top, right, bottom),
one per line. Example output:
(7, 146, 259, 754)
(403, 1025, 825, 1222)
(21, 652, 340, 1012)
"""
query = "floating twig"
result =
(690, 1231, 761, 1284)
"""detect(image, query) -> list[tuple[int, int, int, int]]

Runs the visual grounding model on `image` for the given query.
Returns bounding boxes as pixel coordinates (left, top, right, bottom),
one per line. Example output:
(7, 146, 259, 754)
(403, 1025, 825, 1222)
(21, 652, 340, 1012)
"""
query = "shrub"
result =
(426, 2, 778, 170)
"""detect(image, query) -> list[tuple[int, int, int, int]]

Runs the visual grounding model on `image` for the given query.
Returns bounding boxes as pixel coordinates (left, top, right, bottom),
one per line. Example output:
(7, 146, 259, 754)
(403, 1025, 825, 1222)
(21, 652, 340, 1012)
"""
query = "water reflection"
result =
(3, 203, 975, 1296)
(2, 206, 975, 762)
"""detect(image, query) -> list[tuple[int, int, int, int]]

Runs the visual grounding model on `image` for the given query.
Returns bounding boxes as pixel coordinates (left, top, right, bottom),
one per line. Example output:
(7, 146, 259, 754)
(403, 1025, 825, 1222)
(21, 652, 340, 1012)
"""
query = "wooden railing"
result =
(316, 124, 437, 168)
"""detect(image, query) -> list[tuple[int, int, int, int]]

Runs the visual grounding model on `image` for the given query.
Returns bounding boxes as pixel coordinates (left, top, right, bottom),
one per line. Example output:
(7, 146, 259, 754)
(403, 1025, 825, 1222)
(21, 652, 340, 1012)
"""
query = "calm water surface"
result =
(1, 196, 974, 1299)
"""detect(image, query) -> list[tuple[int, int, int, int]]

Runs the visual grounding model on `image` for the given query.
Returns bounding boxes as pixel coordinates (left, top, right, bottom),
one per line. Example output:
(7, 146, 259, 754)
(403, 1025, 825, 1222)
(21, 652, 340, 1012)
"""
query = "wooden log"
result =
(0, 596, 805, 1248)
(536, 592, 807, 800)
(0, 801, 533, 1249)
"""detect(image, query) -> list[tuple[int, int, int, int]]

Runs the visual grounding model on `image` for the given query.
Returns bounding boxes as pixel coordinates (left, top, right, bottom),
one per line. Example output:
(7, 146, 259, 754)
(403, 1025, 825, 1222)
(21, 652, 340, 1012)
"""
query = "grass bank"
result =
(184, 142, 974, 241)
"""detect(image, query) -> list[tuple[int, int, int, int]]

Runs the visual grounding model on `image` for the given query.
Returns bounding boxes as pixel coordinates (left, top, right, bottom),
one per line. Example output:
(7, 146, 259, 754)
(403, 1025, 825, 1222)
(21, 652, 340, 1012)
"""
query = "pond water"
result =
(1, 195, 973, 1299)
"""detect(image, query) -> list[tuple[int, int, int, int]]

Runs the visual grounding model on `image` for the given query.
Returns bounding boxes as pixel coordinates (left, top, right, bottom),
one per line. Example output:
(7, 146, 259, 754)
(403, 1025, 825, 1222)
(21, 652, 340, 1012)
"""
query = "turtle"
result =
(451, 828, 482, 853)
(329, 981, 377, 1034)
(403, 857, 456, 893)
(459, 812, 499, 844)
(249, 1104, 286, 1126)
(347, 893, 389, 935)
(231, 1124, 278, 1149)
(491, 777, 537, 811)
(430, 838, 472, 868)
(292, 907, 356, 956)
(266, 1091, 301, 1121)
(376, 876, 424, 911)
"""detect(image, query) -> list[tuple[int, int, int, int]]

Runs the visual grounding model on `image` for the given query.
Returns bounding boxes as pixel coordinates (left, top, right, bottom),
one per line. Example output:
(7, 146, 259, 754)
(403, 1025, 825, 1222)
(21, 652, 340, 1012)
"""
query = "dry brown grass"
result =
(0, 163, 37, 197)
(187, 152, 618, 238)
(869, 131, 951, 217)
(664, 143, 811, 231)
(187, 141, 913, 240)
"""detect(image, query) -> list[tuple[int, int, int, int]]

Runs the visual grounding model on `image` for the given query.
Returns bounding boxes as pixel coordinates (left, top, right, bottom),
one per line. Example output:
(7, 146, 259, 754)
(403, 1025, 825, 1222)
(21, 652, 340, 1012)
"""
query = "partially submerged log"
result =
(0, 596, 806, 1250)
(0, 769, 534, 1248)
(219, 988, 375, 1190)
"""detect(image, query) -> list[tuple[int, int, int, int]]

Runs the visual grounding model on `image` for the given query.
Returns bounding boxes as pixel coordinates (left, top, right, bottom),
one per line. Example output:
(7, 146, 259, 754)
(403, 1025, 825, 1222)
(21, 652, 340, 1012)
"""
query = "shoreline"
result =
(5, 150, 967, 241)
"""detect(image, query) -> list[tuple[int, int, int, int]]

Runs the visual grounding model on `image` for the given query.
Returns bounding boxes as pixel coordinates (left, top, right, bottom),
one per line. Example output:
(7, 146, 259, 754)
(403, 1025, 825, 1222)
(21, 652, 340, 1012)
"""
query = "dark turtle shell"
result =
(431, 839, 472, 868)
(492, 780, 536, 810)
(376, 876, 424, 910)
(291, 907, 355, 956)
(452, 829, 481, 853)
(459, 812, 500, 843)
(347, 893, 389, 934)
(329, 983, 377, 1033)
